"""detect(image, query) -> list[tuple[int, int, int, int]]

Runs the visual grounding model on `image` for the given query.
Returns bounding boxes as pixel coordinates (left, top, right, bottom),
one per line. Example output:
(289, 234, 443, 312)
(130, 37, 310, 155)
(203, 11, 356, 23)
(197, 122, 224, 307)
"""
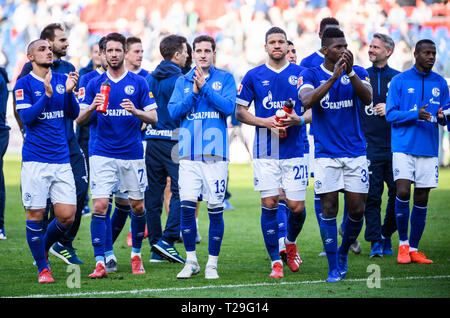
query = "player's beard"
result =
(107, 58, 124, 71)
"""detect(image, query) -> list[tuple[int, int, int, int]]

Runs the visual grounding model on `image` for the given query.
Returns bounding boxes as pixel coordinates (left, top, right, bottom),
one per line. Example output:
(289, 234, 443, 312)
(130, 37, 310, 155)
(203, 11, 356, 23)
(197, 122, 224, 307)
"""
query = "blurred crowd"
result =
(1, 0, 449, 86)
(0, 0, 449, 163)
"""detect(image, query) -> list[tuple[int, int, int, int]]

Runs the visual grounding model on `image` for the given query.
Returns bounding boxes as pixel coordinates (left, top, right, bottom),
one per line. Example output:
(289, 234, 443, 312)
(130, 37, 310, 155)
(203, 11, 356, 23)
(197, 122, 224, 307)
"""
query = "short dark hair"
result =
(287, 40, 294, 46)
(185, 42, 193, 69)
(415, 39, 435, 53)
(126, 36, 141, 50)
(321, 27, 345, 47)
(104, 32, 126, 51)
(160, 35, 187, 60)
(265, 27, 287, 43)
(98, 36, 107, 51)
(40, 23, 65, 41)
(193, 35, 216, 52)
(319, 17, 339, 34)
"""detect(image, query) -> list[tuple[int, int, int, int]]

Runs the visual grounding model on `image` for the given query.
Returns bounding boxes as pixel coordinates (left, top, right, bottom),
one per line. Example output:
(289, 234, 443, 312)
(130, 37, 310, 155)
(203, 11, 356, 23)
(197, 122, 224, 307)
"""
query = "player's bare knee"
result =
(261, 196, 278, 209)
(130, 200, 145, 214)
(93, 199, 109, 215)
(288, 202, 305, 214)
(396, 187, 411, 201)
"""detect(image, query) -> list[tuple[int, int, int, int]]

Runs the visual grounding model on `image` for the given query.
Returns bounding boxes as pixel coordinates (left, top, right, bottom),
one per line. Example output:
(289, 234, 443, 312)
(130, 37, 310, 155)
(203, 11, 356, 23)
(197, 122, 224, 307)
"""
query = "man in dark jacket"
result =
(144, 34, 189, 263)
(361, 33, 400, 257)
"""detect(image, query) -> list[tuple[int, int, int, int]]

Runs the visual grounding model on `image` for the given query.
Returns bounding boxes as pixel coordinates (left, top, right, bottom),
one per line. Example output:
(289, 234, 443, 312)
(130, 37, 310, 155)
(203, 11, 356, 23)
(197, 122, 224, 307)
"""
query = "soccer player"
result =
(0, 67, 10, 240)
(15, 23, 88, 265)
(78, 32, 157, 278)
(385, 39, 448, 264)
(14, 39, 79, 283)
(125, 37, 149, 78)
(361, 33, 399, 257)
(144, 34, 189, 264)
(168, 35, 236, 279)
(236, 27, 311, 278)
(298, 27, 372, 282)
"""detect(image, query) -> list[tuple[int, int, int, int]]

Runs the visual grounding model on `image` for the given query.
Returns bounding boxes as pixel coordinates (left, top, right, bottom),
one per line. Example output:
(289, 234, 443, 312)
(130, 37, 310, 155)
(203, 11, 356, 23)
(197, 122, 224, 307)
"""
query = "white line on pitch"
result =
(5, 275, 450, 298)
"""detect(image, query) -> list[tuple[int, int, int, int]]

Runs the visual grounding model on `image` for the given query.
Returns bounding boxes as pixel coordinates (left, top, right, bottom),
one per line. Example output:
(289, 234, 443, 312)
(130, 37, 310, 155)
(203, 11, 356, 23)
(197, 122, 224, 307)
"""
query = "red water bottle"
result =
(283, 98, 294, 114)
(275, 109, 287, 138)
(97, 79, 111, 113)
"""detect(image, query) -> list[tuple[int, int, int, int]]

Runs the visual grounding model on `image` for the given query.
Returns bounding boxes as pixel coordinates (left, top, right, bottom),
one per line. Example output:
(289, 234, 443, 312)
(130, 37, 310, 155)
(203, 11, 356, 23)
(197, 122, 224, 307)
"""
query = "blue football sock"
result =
(130, 210, 146, 252)
(320, 216, 338, 272)
(339, 215, 364, 255)
(26, 220, 48, 273)
(91, 213, 107, 260)
(341, 200, 348, 232)
(180, 201, 197, 252)
(111, 201, 131, 243)
(104, 201, 113, 255)
(395, 196, 410, 242)
(44, 218, 69, 252)
(409, 205, 427, 249)
(286, 208, 306, 243)
(314, 192, 322, 227)
(277, 200, 288, 239)
(261, 206, 280, 262)
(208, 207, 224, 257)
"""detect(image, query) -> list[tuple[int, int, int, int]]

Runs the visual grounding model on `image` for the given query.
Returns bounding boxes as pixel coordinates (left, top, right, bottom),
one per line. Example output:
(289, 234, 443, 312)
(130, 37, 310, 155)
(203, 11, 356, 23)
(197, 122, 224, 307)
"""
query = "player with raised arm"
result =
(385, 39, 448, 264)
(14, 39, 79, 283)
(298, 27, 372, 282)
(168, 35, 236, 279)
(78, 32, 157, 278)
(236, 27, 311, 278)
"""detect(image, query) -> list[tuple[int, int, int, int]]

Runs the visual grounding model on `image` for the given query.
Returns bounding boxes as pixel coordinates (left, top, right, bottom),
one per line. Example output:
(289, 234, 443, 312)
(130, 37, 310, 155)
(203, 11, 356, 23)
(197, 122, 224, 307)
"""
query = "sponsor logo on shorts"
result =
(24, 192, 32, 201)
(394, 168, 400, 177)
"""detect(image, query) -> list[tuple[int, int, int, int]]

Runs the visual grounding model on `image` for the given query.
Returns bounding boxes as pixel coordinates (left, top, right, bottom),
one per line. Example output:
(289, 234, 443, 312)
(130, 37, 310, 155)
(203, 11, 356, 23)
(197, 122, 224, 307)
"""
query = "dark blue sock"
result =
(91, 213, 106, 260)
(286, 208, 306, 243)
(104, 201, 113, 254)
(277, 200, 288, 239)
(130, 210, 146, 252)
(341, 200, 348, 232)
(26, 220, 48, 273)
(181, 201, 197, 252)
(261, 206, 280, 262)
(44, 218, 69, 252)
(339, 215, 364, 255)
(395, 197, 410, 242)
(409, 205, 427, 249)
(314, 192, 322, 227)
(111, 201, 131, 243)
(208, 207, 224, 257)
(320, 216, 338, 272)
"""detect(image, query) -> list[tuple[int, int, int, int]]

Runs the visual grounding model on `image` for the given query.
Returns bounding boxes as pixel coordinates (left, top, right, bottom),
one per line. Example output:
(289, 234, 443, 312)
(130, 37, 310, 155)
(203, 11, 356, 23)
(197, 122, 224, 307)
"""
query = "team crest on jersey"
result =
(340, 75, 350, 85)
(23, 192, 31, 202)
(212, 81, 222, 91)
(15, 89, 24, 101)
(124, 85, 135, 95)
(432, 87, 440, 97)
(288, 75, 298, 86)
(78, 87, 85, 99)
(56, 84, 65, 94)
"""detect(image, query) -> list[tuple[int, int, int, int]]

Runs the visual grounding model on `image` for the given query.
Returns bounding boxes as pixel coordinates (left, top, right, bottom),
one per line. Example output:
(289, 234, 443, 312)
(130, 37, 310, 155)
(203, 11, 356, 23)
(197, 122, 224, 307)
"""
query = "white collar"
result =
(265, 61, 290, 74)
(106, 70, 128, 83)
(316, 50, 324, 58)
(30, 71, 45, 82)
(320, 63, 334, 76)
(131, 67, 142, 74)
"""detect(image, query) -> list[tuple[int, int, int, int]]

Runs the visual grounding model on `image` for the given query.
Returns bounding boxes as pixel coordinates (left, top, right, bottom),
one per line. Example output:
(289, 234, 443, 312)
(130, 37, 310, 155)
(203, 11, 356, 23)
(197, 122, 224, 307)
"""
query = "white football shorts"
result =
(314, 156, 369, 194)
(253, 157, 308, 201)
(21, 161, 76, 209)
(178, 159, 228, 205)
(392, 152, 439, 188)
(90, 155, 147, 200)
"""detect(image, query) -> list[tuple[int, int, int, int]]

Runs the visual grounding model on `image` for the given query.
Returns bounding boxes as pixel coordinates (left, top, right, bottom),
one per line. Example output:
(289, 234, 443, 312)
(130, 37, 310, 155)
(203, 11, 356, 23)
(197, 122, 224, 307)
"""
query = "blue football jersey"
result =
(82, 70, 156, 160)
(14, 72, 77, 163)
(299, 51, 324, 69)
(299, 64, 370, 158)
(237, 62, 306, 159)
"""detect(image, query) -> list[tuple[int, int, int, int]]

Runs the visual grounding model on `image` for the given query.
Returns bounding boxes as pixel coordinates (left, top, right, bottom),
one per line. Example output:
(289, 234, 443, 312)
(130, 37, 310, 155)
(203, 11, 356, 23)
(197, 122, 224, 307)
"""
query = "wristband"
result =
(347, 69, 355, 78)
(299, 116, 305, 126)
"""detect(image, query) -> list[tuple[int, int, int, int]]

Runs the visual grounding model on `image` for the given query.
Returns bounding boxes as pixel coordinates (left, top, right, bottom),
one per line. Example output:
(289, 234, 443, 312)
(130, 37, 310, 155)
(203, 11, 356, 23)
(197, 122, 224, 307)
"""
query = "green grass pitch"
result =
(0, 153, 449, 298)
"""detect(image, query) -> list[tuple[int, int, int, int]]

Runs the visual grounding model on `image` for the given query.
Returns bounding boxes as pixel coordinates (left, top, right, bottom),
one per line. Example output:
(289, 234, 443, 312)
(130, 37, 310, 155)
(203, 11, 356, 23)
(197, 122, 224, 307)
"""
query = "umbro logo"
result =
(408, 88, 415, 93)
(262, 80, 270, 86)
